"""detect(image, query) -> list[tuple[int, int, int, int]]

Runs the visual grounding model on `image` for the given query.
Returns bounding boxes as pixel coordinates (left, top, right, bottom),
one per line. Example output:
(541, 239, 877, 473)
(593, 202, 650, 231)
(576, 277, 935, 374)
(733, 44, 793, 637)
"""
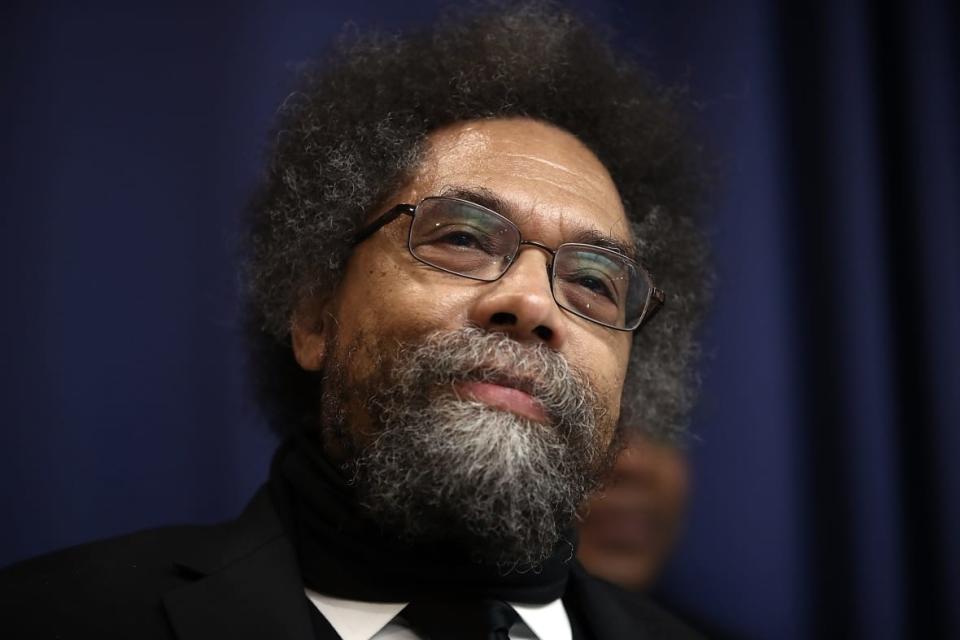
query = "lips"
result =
(455, 379, 549, 423)
(586, 507, 661, 550)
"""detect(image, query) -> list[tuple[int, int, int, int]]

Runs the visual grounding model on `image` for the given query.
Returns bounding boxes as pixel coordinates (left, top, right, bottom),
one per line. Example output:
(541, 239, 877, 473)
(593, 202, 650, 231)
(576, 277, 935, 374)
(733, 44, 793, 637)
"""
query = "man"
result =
(578, 432, 691, 591)
(0, 3, 710, 638)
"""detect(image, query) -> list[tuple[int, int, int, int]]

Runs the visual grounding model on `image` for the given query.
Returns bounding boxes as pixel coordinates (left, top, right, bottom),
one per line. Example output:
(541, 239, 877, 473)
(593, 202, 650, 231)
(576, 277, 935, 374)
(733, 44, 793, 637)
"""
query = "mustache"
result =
(388, 326, 603, 427)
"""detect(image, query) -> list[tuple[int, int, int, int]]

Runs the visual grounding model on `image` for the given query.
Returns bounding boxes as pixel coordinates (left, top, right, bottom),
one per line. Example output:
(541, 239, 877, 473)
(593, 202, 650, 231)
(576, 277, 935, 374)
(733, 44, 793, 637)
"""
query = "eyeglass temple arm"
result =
(636, 287, 666, 330)
(353, 204, 417, 245)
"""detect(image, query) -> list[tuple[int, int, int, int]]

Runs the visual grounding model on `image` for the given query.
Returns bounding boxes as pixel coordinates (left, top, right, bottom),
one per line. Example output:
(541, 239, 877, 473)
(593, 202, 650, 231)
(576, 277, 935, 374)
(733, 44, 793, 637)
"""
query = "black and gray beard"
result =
(325, 327, 617, 567)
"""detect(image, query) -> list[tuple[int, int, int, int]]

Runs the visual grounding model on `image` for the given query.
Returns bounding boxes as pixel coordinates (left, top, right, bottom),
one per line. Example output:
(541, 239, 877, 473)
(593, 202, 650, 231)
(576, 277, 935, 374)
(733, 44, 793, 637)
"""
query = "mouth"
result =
(586, 506, 663, 551)
(454, 377, 548, 424)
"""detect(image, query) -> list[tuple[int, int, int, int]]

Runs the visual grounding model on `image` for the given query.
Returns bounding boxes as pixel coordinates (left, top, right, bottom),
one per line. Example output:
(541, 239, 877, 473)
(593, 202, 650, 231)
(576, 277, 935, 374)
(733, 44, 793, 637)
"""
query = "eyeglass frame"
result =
(352, 196, 666, 332)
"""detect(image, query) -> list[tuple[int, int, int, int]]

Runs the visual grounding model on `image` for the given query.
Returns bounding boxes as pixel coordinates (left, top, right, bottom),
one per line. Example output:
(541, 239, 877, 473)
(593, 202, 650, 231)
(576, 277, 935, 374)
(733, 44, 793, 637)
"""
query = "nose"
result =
(467, 248, 568, 348)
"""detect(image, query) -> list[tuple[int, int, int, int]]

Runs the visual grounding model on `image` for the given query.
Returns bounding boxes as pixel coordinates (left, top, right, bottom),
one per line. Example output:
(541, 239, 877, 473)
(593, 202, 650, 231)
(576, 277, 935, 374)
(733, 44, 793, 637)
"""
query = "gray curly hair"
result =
(245, 1, 711, 443)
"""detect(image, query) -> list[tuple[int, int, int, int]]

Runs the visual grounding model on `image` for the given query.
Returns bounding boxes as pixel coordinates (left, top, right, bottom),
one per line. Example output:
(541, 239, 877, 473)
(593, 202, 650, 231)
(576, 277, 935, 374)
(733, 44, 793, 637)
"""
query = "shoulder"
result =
(1, 519, 230, 590)
(0, 525, 204, 638)
(565, 563, 705, 640)
(0, 488, 281, 639)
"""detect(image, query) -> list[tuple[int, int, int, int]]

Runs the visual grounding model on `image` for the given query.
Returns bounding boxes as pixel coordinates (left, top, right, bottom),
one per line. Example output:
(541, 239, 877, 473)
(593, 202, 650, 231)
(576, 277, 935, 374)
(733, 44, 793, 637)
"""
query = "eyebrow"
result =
(437, 185, 638, 261)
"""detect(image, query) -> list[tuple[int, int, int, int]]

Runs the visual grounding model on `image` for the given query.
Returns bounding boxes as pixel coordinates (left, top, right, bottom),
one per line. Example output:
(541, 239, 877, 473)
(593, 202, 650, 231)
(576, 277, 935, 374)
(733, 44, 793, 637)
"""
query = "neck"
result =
(268, 434, 575, 604)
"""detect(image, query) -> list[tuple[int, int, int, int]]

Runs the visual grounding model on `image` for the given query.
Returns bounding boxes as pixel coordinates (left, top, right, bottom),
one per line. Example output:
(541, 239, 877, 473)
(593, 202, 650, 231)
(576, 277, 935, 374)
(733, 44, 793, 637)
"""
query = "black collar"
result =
(160, 486, 698, 640)
(162, 488, 321, 640)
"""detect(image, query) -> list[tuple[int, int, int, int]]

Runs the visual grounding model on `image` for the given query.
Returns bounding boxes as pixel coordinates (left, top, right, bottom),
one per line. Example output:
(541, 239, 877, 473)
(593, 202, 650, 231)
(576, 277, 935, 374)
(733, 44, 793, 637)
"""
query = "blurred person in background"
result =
(578, 431, 690, 591)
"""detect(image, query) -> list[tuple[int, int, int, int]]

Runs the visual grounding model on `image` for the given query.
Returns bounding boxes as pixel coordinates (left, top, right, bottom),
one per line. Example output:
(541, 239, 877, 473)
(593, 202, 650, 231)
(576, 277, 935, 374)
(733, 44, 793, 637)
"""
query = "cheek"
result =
(571, 333, 631, 404)
(331, 249, 475, 361)
(665, 460, 691, 507)
(603, 342, 632, 433)
(328, 254, 401, 379)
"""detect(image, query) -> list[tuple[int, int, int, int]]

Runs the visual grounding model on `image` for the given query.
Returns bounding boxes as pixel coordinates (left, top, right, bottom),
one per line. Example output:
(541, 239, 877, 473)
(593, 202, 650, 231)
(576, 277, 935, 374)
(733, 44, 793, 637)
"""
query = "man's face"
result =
(293, 117, 634, 563)
(577, 433, 690, 590)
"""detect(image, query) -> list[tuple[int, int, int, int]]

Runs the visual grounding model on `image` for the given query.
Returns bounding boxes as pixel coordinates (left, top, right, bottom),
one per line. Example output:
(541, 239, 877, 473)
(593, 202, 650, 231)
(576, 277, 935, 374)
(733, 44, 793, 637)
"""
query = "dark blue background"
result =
(2, 2, 958, 638)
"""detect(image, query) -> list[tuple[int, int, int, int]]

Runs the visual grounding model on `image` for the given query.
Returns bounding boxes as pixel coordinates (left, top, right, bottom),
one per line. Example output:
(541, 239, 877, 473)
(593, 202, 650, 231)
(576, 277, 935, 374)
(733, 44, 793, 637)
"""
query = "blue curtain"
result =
(2, 2, 957, 638)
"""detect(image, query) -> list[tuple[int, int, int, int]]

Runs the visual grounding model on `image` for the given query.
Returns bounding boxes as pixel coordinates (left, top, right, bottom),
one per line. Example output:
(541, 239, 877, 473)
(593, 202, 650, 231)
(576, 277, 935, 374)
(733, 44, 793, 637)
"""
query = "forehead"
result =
(402, 118, 632, 247)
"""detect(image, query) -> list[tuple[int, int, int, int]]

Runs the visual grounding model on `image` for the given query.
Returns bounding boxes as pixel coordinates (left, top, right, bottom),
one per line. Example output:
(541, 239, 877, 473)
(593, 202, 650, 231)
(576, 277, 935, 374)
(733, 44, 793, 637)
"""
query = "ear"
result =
(291, 295, 331, 371)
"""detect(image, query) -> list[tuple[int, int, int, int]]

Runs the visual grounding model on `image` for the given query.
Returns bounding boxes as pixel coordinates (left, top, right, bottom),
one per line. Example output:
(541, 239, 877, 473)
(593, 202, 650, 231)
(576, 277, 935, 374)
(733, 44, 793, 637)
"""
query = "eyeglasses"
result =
(353, 196, 665, 331)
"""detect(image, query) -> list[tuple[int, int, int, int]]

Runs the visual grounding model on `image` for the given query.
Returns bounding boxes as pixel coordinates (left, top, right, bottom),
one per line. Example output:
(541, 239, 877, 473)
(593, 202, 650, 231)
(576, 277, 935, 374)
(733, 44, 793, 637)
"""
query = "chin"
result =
(349, 399, 599, 565)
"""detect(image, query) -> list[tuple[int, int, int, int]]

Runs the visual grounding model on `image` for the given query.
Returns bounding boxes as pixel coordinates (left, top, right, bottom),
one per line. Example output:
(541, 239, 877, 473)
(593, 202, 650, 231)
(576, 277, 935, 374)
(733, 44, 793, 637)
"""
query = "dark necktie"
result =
(401, 598, 521, 640)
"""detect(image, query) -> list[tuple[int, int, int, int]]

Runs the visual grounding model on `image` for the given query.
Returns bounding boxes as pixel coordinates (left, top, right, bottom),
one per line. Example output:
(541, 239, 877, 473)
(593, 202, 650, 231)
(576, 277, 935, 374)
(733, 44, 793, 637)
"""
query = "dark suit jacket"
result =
(0, 487, 702, 639)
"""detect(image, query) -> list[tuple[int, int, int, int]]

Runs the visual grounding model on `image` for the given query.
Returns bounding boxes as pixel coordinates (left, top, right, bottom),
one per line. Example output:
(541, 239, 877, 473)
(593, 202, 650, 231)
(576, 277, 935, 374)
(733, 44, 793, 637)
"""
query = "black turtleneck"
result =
(268, 434, 575, 605)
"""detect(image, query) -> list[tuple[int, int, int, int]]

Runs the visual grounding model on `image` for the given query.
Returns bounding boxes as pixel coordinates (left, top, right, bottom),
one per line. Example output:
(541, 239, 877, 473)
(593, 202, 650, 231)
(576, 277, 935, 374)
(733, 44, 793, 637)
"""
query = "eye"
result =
(425, 225, 500, 255)
(573, 273, 617, 301)
(574, 275, 614, 300)
(439, 229, 484, 249)
(555, 247, 630, 310)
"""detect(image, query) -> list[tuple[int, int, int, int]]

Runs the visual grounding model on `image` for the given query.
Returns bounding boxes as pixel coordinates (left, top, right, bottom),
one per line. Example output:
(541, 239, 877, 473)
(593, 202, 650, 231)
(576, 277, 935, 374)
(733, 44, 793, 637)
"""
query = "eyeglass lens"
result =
(408, 198, 650, 329)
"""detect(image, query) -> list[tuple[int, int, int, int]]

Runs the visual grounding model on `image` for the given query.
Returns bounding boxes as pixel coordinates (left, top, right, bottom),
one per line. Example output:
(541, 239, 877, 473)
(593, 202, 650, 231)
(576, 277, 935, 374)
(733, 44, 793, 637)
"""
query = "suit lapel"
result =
(564, 562, 703, 640)
(563, 563, 643, 640)
(161, 487, 335, 640)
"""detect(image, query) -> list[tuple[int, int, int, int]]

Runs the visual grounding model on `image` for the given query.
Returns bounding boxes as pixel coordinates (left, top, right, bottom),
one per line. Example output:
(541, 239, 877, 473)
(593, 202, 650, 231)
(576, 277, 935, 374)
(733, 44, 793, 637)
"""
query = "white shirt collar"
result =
(305, 588, 571, 640)
(511, 599, 572, 640)
(306, 589, 406, 640)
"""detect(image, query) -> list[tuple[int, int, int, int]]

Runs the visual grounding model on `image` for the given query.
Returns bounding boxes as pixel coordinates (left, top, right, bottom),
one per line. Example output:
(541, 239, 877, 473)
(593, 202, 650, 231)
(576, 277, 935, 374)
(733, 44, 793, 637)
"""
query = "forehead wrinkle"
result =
(501, 152, 586, 177)
(508, 173, 625, 220)
(499, 154, 618, 206)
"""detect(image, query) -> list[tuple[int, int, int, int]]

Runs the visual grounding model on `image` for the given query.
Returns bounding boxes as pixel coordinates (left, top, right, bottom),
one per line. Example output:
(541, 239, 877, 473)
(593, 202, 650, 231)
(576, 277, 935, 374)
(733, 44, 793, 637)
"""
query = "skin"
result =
(291, 117, 634, 461)
(576, 433, 690, 591)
